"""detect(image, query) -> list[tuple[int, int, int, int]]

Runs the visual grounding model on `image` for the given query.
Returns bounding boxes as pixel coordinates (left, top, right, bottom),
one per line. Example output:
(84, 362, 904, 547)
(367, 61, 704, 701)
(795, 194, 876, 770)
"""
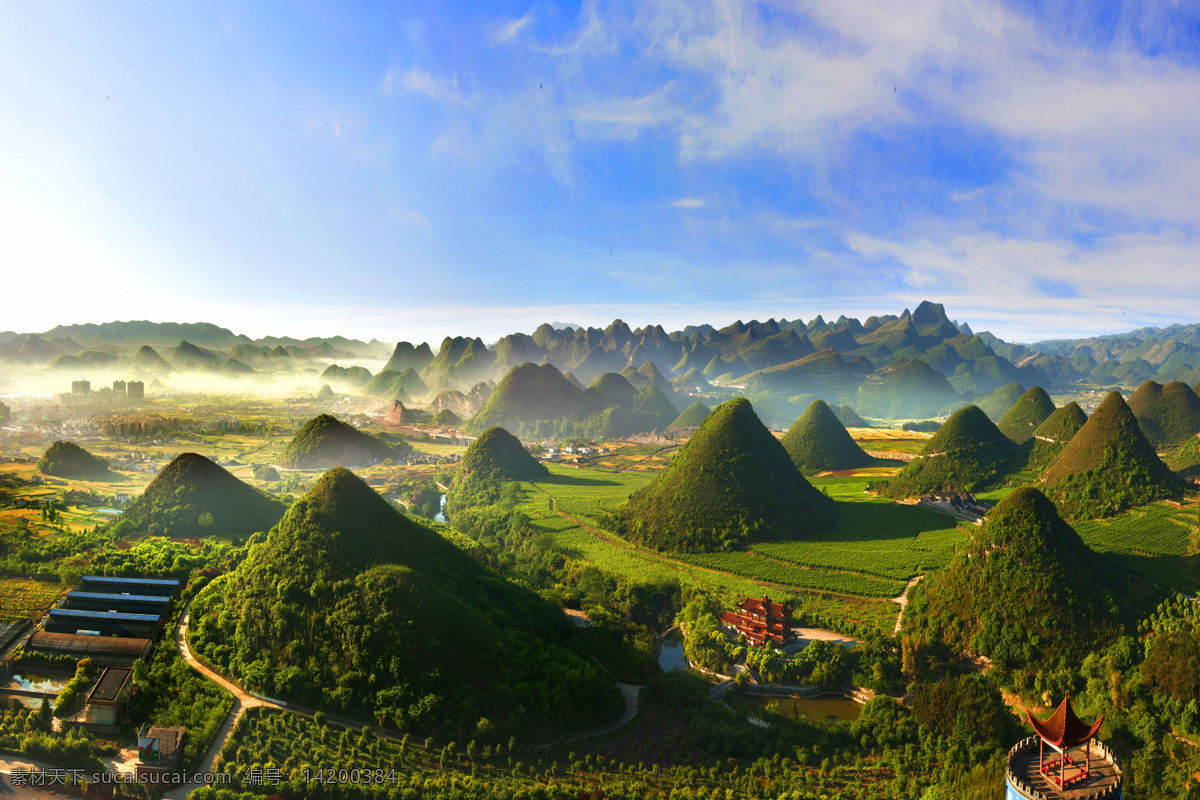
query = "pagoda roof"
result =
(737, 595, 788, 617)
(1026, 694, 1103, 749)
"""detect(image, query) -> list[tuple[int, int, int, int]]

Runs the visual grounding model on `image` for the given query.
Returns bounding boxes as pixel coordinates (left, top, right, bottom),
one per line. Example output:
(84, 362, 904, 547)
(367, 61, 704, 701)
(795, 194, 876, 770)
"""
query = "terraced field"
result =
(1074, 501, 1199, 592)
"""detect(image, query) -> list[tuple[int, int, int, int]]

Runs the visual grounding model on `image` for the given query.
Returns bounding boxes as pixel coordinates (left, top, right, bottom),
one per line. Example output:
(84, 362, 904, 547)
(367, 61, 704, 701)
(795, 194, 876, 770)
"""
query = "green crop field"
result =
(0, 577, 63, 621)
(1074, 501, 1199, 592)
(751, 498, 967, 582)
(512, 465, 968, 634)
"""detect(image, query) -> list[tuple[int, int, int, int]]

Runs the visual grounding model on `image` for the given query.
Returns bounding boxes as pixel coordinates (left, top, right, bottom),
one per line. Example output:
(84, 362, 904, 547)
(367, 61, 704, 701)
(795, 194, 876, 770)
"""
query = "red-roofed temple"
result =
(1027, 694, 1105, 791)
(720, 595, 792, 647)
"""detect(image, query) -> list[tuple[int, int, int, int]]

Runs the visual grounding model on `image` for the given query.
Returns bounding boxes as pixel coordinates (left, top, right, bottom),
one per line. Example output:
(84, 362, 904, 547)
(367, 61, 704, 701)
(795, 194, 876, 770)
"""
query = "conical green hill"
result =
(281, 414, 402, 468)
(614, 397, 836, 552)
(37, 441, 113, 478)
(973, 382, 1027, 422)
(923, 405, 1007, 455)
(998, 386, 1056, 443)
(189, 468, 620, 738)
(833, 404, 869, 429)
(903, 488, 1112, 671)
(112, 453, 286, 539)
(1021, 402, 1089, 474)
(782, 400, 872, 474)
(458, 427, 547, 483)
(882, 405, 1017, 497)
(467, 362, 584, 432)
(670, 400, 711, 428)
(1041, 390, 1185, 520)
(1034, 402, 1088, 443)
(586, 372, 638, 409)
(1128, 380, 1200, 447)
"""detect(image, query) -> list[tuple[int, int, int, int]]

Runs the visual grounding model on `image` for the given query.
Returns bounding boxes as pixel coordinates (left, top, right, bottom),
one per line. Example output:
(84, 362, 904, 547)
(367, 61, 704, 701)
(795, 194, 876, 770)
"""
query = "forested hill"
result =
(189, 468, 621, 742)
(110, 453, 286, 540)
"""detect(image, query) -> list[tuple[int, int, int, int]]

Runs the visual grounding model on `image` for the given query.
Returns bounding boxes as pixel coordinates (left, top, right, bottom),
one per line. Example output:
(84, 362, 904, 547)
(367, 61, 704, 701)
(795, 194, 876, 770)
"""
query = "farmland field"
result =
(515, 464, 964, 634)
(0, 576, 63, 621)
(1074, 501, 1199, 592)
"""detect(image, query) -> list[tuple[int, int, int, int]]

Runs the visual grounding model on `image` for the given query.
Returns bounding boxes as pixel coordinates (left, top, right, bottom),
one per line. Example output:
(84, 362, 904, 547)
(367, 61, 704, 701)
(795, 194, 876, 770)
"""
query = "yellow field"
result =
(0, 577, 64, 620)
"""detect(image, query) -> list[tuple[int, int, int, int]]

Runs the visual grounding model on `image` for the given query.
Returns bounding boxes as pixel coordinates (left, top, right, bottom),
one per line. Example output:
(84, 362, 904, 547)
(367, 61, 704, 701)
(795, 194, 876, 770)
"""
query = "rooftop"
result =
(87, 667, 132, 704)
(49, 608, 162, 623)
(143, 726, 185, 767)
(66, 591, 171, 605)
(81, 575, 182, 588)
(28, 631, 152, 658)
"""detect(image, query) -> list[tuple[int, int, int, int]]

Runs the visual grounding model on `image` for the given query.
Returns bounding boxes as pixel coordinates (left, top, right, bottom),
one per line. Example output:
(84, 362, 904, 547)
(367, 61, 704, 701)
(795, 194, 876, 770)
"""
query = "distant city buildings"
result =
(71, 380, 91, 394)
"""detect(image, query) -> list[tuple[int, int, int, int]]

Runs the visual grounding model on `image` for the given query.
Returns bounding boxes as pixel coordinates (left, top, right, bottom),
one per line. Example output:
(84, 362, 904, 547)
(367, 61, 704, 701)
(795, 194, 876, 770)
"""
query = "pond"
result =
(658, 630, 688, 672)
(4, 672, 70, 694)
(735, 693, 863, 723)
(434, 493, 447, 523)
(0, 693, 45, 710)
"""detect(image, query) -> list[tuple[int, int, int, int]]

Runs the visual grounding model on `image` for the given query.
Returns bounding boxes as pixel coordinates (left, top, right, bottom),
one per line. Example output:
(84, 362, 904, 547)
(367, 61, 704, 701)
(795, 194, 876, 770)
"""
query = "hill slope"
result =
(781, 400, 872, 474)
(189, 468, 620, 741)
(281, 414, 405, 468)
(612, 398, 836, 551)
(883, 405, 1018, 497)
(997, 386, 1056, 444)
(1128, 380, 1200, 447)
(670, 400, 711, 428)
(37, 441, 113, 478)
(903, 488, 1115, 673)
(1167, 434, 1200, 480)
(111, 453, 287, 539)
(1041, 390, 1185, 520)
(458, 427, 547, 483)
(1022, 401, 1090, 474)
(855, 358, 962, 419)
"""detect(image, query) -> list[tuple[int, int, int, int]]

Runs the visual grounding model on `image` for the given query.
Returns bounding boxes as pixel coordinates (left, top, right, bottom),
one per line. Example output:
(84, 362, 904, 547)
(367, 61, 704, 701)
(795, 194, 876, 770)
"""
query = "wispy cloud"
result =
(490, 9, 535, 45)
(668, 197, 704, 209)
(381, 65, 476, 106)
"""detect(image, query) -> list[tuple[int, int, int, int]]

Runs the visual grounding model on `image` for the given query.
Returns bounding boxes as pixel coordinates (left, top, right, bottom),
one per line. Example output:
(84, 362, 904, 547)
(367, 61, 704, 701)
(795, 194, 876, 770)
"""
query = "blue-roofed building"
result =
(46, 608, 163, 638)
(64, 591, 172, 617)
(79, 575, 183, 599)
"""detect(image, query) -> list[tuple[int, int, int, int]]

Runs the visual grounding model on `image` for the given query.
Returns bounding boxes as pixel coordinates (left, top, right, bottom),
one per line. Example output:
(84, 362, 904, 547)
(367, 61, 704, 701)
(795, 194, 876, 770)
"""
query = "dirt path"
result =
(891, 575, 924, 634)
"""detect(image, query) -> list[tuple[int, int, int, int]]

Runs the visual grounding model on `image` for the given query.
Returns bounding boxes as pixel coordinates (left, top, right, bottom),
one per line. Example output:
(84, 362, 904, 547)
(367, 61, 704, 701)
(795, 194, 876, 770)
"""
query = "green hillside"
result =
(110, 453, 287, 539)
(1035, 402, 1088, 443)
(670, 368, 710, 390)
(903, 488, 1115, 674)
(1128, 380, 1200, 447)
(1167, 435, 1200, 480)
(1021, 401, 1090, 474)
(781, 400, 872, 474)
(670, 400, 711, 428)
(1042, 390, 1186, 520)
(458, 427, 547, 483)
(36, 441, 113, 478)
(281, 414, 405, 468)
(855, 358, 962, 419)
(997, 386, 1056, 443)
(611, 397, 836, 552)
(833, 404, 869, 428)
(467, 363, 584, 433)
(971, 382, 1027, 422)
(189, 468, 620, 741)
(629, 386, 679, 430)
(882, 405, 1017, 497)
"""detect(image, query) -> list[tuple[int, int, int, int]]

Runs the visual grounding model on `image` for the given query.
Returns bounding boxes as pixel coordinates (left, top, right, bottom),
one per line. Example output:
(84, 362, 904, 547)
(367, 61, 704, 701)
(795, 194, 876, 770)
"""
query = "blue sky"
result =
(2, 1, 1198, 345)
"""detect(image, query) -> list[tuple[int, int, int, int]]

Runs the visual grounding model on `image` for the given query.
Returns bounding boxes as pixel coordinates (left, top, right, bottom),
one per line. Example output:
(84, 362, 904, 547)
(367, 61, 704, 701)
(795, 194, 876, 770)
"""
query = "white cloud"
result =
(490, 10, 535, 45)
(382, 66, 476, 106)
(668, 197, 704, 209)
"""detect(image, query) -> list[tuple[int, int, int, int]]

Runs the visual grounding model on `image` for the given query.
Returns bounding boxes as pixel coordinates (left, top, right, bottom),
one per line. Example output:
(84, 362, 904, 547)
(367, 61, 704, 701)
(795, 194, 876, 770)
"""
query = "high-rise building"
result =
(71, 380, 91, 395)
(126, 381, 145, 399)
(113, 380, 127, 395)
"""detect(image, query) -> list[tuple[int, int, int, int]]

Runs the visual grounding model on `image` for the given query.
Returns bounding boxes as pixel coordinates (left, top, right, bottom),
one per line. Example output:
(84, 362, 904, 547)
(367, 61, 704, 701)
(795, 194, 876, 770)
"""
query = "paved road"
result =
(162, 605, 280, 800)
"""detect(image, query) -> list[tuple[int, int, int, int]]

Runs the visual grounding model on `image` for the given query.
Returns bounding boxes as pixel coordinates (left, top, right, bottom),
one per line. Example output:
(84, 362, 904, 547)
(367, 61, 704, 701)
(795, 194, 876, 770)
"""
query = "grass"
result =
(516, 464, 950, 635)
(1074, 501, 1199, 593)
(0, 577, 63, 620)
(750, 499, 967, 583)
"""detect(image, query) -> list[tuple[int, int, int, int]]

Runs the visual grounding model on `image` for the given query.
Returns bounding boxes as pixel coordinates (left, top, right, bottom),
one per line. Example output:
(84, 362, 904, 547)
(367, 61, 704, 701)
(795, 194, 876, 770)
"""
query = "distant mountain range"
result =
(4, 304, 1199, 423)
